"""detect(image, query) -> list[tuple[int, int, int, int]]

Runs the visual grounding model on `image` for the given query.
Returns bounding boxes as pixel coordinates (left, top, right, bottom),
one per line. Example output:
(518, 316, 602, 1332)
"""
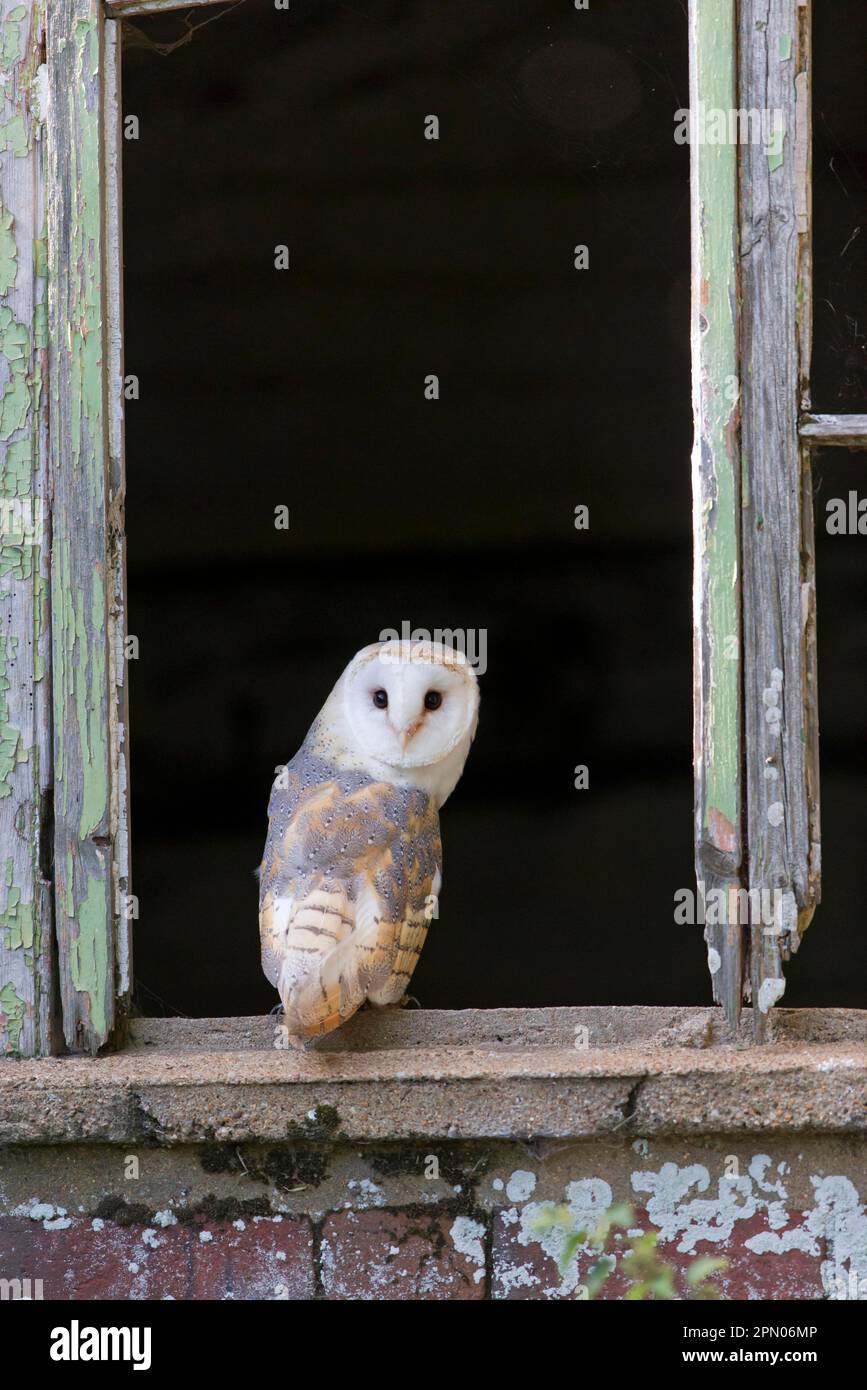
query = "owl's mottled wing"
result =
(259, 761, 441, 1038)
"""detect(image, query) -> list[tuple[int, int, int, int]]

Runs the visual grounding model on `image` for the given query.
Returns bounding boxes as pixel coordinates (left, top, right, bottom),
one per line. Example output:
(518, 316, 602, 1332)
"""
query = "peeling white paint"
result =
(763, 669, 783, 739)
(19, 1201, 56, 1221)
(450, 1215, 486, 1274)
(506, 1170, 537, 1203)
(625, 1154, 867, 1297)
(632, 1162, 754, 1251)
(496, 1259, 539, 1294)
(807, 1176, 867, 1296)
(629, 1155, 808, 1255)
(513, 1179, 614, 1297)
(744, 1228, 816, 1255)
(153, 1209, 177, 1228)
(32, 63, 49, 127)
(778, 891, 797, 933)
(345, 1177, 385, 1208)
(758, 977, 786, 1013)
(707, 947, 721, 974)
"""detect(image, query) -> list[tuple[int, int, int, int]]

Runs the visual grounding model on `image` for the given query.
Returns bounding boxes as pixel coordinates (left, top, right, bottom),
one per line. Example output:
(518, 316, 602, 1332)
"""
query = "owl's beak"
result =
(401, 720, 422, 749)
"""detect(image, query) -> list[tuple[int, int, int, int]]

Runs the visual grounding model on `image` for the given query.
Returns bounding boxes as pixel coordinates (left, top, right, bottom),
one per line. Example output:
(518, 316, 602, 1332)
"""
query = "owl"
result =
(259, 640, 479, 1045)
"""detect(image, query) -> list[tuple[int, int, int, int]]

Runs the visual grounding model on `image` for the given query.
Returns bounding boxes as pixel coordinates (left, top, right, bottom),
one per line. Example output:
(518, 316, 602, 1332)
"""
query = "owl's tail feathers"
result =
(274, 884, 394, 1040)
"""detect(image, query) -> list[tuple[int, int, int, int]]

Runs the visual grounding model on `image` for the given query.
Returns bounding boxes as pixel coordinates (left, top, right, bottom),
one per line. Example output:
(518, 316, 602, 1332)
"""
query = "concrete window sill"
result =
(1, 1007, 866, 1145)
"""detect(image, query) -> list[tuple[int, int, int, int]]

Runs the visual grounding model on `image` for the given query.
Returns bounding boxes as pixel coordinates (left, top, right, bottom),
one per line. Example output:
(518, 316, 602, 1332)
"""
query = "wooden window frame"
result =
(0, 0, 858, 1056)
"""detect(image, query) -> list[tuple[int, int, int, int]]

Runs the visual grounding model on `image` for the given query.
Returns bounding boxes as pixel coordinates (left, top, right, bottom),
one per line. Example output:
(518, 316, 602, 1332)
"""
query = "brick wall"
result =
(1, 1136, 862, 1301)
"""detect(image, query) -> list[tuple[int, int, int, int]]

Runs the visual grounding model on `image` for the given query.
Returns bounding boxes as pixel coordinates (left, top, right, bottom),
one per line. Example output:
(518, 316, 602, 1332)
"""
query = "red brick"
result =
(0, 1214, 314, 1301)
(193, 1216, 313, 1300)
(321, 1210, 486, 1300)
(492, 1206, 825, 1301)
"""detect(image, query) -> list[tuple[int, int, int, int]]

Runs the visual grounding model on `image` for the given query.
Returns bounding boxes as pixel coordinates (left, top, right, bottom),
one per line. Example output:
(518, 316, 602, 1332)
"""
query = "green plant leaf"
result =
(686, 1257, 728, 1286)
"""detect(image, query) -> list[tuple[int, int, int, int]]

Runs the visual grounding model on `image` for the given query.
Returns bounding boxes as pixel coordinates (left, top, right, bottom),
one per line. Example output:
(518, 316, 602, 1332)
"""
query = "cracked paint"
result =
(449, 1216, 486, 1283)
(0, 977, 24, 1050)
(44, 1, 122, 1052)
(0, 0, 50, 1057)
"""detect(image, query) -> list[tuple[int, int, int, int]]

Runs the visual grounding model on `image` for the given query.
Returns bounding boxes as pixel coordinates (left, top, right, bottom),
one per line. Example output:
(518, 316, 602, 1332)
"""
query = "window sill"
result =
(2, 1007, 866, 1145)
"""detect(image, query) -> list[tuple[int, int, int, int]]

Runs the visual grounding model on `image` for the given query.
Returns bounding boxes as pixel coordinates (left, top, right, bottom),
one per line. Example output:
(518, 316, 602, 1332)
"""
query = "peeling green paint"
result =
(0, 303, 31, 440)
(0, 436, 39, 582)
(0, 978, 26, 1051)
(778, 33, 792, 62)
(767, 120, 785, 172)
(47, 6, 117, 1052)
(1, 7, 27, 70)
(0, 113, 27, 158)
(0, 634, 30, 800)
(0, 202, 16, 295)
(68, 21, 105, 476)
(2, 855, 34, 949)
(70, 873, 109, 1040)
(0, 0, 52, 1057)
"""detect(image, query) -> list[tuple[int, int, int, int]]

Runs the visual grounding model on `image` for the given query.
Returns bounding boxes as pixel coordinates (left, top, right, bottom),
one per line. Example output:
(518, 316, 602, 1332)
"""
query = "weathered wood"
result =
(799, 414, 867, 448)
(0, 0, 57, 1056)
(739, 0, 818, 1040)
(106, 0, 231, 17)
(688, 0, 744, 1031)
(104, 18, 132, 1012)
(46, 0, 127, 1052)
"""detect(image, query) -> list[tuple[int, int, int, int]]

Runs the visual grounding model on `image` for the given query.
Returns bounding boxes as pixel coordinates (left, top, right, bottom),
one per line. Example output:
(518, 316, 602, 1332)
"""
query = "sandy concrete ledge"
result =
(1, 1007, 866, 1144)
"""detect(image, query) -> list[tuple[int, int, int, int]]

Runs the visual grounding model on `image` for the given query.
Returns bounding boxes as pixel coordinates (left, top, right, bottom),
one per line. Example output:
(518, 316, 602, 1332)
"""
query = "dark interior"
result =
(121, 0, 865, 1019)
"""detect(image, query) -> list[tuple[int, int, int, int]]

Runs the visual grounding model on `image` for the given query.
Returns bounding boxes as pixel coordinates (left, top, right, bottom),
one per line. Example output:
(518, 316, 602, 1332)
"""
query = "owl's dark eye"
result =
(372, 689, 388, 709)
(424, 690, 442, 711)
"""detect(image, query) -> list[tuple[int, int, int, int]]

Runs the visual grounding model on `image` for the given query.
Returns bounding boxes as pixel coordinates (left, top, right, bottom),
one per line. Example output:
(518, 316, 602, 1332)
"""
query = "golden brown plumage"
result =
(260, 772, 441, 1038)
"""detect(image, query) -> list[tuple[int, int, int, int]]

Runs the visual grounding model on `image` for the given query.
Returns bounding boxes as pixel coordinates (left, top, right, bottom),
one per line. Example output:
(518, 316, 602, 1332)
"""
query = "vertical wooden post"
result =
(46, 0, 129, 1052)
(104, 16, 132, 1016)
(0, 0, 56, 1056)
(689, 0, 744, 1031)
(739, 0, 818, 1039)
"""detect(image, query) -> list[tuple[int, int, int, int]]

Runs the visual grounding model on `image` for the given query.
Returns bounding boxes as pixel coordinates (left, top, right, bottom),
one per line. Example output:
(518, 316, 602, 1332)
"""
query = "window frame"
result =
(2, 0, 860, 1055)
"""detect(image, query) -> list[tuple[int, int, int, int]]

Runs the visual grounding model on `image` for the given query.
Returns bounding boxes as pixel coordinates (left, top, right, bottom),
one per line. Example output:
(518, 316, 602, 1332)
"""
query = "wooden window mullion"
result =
(689, 0, 745, 1031)
(738, 0, 819, 1039)
(45, 0, 129, 1052)
(0, 0, 55, 1057)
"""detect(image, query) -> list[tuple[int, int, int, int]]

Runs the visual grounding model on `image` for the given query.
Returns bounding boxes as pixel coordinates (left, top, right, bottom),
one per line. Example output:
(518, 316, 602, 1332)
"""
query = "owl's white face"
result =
(338, 642, 479, 800)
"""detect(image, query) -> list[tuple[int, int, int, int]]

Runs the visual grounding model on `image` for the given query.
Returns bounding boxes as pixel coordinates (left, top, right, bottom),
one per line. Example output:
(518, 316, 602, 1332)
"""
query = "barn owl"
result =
(259, 640, 479, 1045)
